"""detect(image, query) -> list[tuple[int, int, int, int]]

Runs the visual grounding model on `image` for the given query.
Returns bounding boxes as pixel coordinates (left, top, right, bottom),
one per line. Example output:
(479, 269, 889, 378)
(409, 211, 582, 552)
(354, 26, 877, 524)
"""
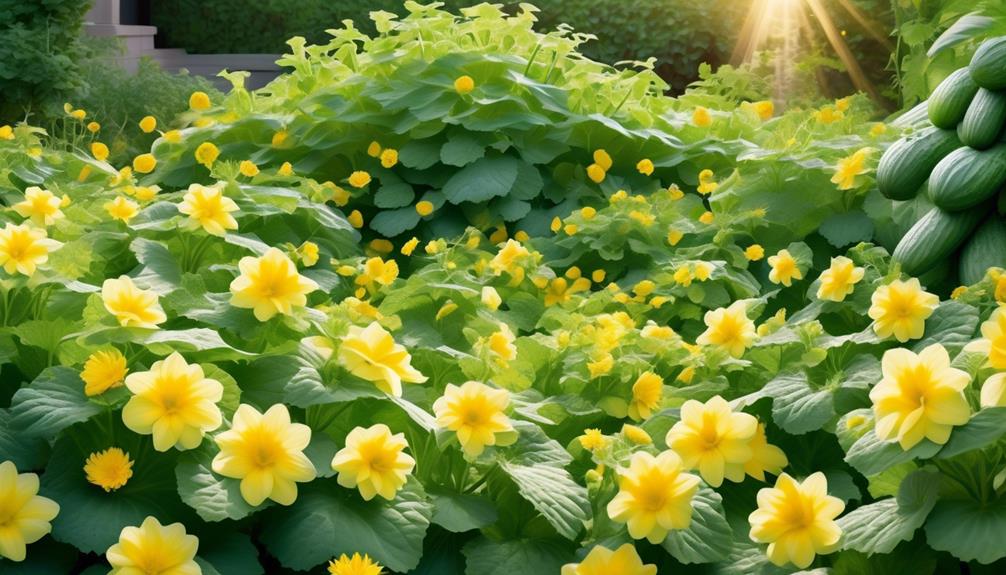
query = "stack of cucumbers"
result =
(880, 36, 1006, 284)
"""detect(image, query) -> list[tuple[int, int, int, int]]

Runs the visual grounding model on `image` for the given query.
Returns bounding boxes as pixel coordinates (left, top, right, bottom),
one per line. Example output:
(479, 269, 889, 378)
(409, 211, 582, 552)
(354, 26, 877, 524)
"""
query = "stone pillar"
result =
(86, 0, 120, 25)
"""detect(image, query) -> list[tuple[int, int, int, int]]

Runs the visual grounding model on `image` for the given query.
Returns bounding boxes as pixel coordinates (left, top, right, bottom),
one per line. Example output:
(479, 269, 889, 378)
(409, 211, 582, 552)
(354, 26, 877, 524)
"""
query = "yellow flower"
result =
(332, 424, 415, 501)
(489, 239, 529, 277)
(433, 381, 515, 457)
(752, 100, 774, 120)
(87, 121, 101, 133)
(485, 322, 517, 366)
(13, 186, 63, 226)
(189, 91, 211, 110)
(132, 153, 157, 174)
(564, 223, 579, 235)
(871, 344, 970, 450)
(588, 353, 614, 378)
(749, 472, 844, 569)
(454, 75, 475, 94)
(0, 125, 13, 140)
(868, 278, 939, 342)
(106, 516, 199, 575)
(977, 306, 1006, 369)
(338, 322, 427, 396)
(84, 448, 134, 492)
(667, 229, 684, 246)
(628, 371, 663, 421)
(641, 322, 674, 340)
(697, 300, 757, 358)
(401, 236, 420, 256)
(239, 160, 259, 177)
(694, 261, 714, 281)
(622, 424, 652, 445)
(122, 352, 223, 451)
(271, 130, 289, 147)
(163, 130, 182, 143)
(0, 461, 59, 562)
(195, 141, 220, 168)
(328, 553, 384, 575)
(692, 106, 712, 127)
(815, 105, 843, 124)
(744, 424, 788, 481)
(178, 182, 239, 236)
(636, 158, 654, 176)
(348, 209, 364, 228)
(212, 403, 315, 506)
(666, 396, 757, 487)
(299, 241, 319, 266)
(91, 142, 110, 161)
(278, 161, 294, 176)
(579, 428, 608, 452)
(586, 163, 606, 183)
(561, 543, 657, 575)
(606, 450, 700, 543)
(138, 116, 156, 133)
(817, 256, 865, 302)
(767, 249, 803, 286)
(229, 248, 319, 321)
(870, 122, 887, 137)
(357, 256, 399, 290)
(593, 149, 613, 171)
(697, 169, 718, 195)
(480, 286, 502, 310)
(367, 141, 382, 157)
(133, 185, 160, 202)
(831, 148, 871, 190)
(347, 171, 371, 188)
(380, 148, 398, 168)
(101, 276, 167, 328)
(415, 200, 434, 216)
(699, 211, 714, 224)
(70, 109, 86, 120)
(745, 244, 764, 261)
(0, 223, 60, 277)
(105, 196, 140, 223)
(81, 349, 128, 396)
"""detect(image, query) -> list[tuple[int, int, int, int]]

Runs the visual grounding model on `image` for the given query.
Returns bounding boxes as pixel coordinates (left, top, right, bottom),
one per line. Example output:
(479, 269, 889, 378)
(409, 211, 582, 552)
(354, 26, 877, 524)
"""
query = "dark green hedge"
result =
(0, 0, 91, 122)
(150, 0, 747, 91)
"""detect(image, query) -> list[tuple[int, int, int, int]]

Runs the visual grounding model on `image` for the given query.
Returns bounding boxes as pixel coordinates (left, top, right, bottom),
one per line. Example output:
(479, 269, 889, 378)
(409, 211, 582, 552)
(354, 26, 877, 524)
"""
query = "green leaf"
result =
(131, 237, 181, 293)
(141, 329, 254, 361)
(260, 478, 432, 572)
(199, 532, 264, 575)
(661, 486, 733, 564)
(837, 469, 939, 554)
(911, 301, 979, 355)
(761, 372, 834, 434)
(844, 430, 941, 476)
(819, 211, 874, 248)
(498, 462, 589, 540)
(374, 181, 416, 209)
(371, 206, 421, 236)
(9, 367, 102, 438)
(428, 487, 498, 533)
(41, 417, 184, 553)
(175, 441, 263, 522)
(399, 139, 442, 170)
(0, 409, 49, 469)
(925, 496, 1006, 563)
(928, 13, 996, 57)
(937, 407, 1006, 459)
(441, 132, 486, 167)
(443, 156, 522, 204)
(461, 537, 573, 575)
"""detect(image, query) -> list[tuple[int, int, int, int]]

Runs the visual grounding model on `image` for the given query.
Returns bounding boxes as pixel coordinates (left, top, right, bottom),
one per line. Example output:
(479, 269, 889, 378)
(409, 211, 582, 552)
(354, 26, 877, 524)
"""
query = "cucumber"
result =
(892, 205, 985, 276)
(970, 36, 1006, 90)
(960, 216, 1006, 284)
(928, 68, 979, 129)
(929, 144, 1006, 211)
(959, 88, 1006, 149)
(876, 126, 961, 201)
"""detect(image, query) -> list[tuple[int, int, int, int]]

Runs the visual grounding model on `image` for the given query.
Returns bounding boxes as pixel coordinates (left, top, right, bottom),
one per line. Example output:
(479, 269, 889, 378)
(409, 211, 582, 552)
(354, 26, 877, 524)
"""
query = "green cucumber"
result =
(959, 88, 1006, 149)
(928, 68, 979, 129)
(876, 126, 961, 201)
(970, 36, 1006, 90)
(960, 216, 1006, 284)
(892, 205, 985, 276)
(929, 144, 1006, 211)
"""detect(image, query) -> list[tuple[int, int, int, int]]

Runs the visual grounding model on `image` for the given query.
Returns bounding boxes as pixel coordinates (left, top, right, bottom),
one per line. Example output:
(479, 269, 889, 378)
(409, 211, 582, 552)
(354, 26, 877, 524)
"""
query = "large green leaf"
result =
(497, 462, 589, 541)
(661, 486, 733, 564)
(130, 237, 181, 294)
(428, 487, 499, 533)
(837, 469, 939, 554)
(0, 409, 50, 469)
(844, 429, 941, 477)
(461, 537, 573, 575)
(9, 367, 102, 439)
(910, 301, 979, 355)
(41, 417, 184, 553)
(761, 372, 834, 435)
(925, 496, 1006, 563)
(174, 441, 264, 522)
(260, 478, 432, 572)
(937, 408, 1006, 459)
(443, 156, 523, 204)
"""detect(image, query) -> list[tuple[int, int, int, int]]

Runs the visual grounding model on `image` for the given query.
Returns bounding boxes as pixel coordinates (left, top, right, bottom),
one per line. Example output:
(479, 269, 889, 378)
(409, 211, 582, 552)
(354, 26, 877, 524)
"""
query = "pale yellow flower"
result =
(767, 249, 803, 286)
(212, 403, 316, 506)
(561, 544, 657, 575)
(817, 256, 865, 302)
(0, 223, 60, 277)
(868, 278, 939, 342)
(628, 371, 662, 421)
(696, 300, 757, 358)
(105, 196, 140, 223)
(831, 148, 871, 190)
(81, 349, 128, 396)
(332, 424, 415, 501)
(107, 516, 199, 575)
(433, 381, 515, 457)
(13, 187, 63, 226)
(229, 248, 319, 321)
(338, 322, 427, 396)
(178, 182, 239, 236)
(0, 461, 59, 562)
(749, 472, 844, 569)
(606, 451, 700, 543)
(666, 396, 757, 487)
(102, 276, 167, 328)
